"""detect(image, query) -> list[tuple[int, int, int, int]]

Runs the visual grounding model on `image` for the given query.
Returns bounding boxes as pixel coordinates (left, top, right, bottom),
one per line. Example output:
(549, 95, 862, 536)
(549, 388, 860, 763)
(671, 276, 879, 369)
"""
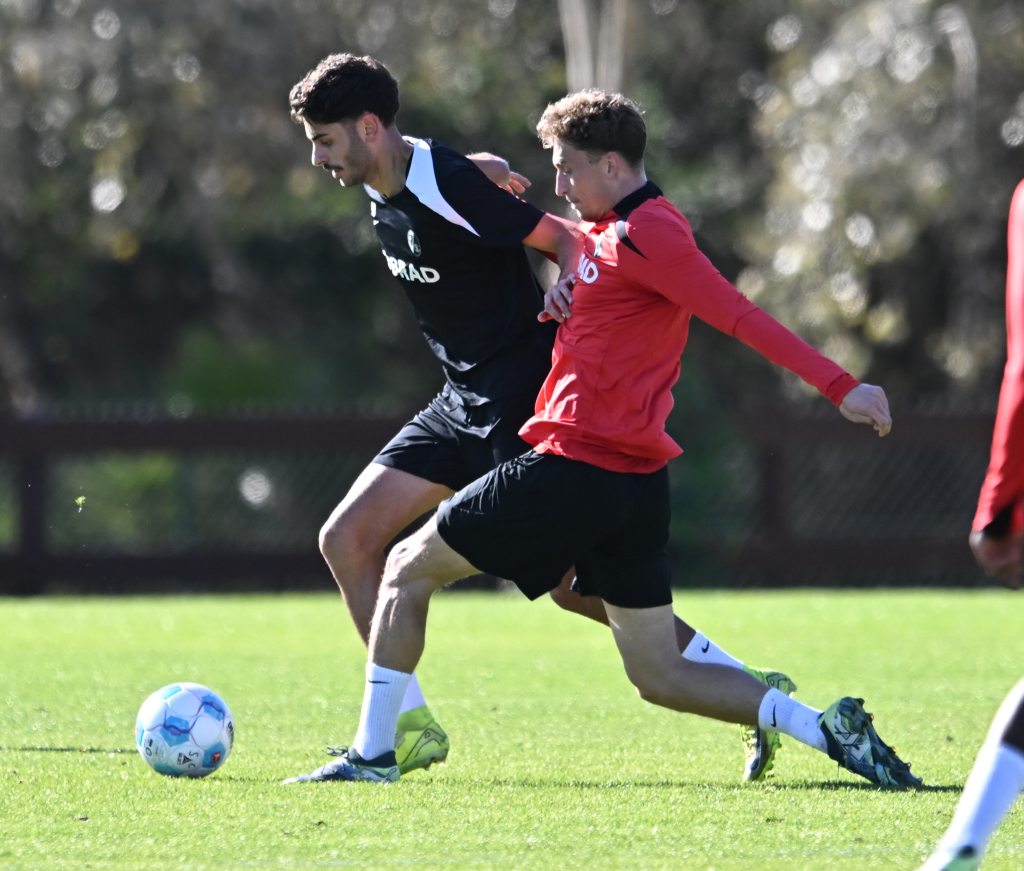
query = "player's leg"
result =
(602, 601, 774, 723)
(548, 575, 788, 689)
(548, 572, 696, 650)
(553, 460, 796, 781)
(317, 399, 471, 776)
(315, 461, 455, 775)
(319, 461, 453, 644)
(351, 518, 473, 766)
(919, 677, 1024, 871)
(603, 600, 920, 787)
(370, 517, 474, 671)
(285, 519, 473, 784)
(591, 466, 918, 788)
(547, 538, 796, 780)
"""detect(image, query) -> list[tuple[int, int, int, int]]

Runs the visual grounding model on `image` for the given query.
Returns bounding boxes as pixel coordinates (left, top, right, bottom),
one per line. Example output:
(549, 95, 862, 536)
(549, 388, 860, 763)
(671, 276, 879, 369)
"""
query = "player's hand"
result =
(970, 528, 1023, 589)
(503, 171, 531, 194)
(838, 383, 892, 436)
(539, 274, 576, 323)
(467, 153, 530, 193)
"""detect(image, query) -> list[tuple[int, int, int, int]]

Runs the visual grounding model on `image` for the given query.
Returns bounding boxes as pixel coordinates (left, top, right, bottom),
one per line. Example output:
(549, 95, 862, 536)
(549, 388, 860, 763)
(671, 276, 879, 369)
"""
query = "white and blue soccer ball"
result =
(135, 683, 234, 777)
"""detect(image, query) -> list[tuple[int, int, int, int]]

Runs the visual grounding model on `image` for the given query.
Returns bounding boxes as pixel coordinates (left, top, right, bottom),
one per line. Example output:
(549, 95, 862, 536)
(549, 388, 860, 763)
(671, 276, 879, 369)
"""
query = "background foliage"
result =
(1, 0, 1022, 420)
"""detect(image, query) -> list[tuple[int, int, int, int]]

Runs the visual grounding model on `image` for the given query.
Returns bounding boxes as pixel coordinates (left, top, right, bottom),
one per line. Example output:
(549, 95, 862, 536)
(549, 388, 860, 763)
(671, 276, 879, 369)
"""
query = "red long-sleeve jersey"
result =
(519, 182, 859, 474)
(974, 180, 1024, 536)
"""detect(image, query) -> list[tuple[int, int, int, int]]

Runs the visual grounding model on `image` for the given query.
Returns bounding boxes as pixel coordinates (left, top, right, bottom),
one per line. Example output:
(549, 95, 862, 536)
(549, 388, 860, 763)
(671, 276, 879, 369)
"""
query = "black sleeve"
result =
(430, 143, 545, 247)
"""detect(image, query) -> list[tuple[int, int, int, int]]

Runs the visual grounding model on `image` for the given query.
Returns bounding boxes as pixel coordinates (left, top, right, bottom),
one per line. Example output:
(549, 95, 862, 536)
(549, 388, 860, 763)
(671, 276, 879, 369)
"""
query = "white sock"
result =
(681, 631, 744, 669)
(933, 742, 1024, 860)
(399, 673, 427, 714)
(758, 688, 826, 753)
(351, 662, 412, 761)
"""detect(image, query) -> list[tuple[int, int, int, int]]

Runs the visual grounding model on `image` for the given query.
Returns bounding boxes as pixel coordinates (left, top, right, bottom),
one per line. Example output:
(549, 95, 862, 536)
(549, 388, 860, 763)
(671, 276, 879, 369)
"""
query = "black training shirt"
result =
(365, 137, 557, 406)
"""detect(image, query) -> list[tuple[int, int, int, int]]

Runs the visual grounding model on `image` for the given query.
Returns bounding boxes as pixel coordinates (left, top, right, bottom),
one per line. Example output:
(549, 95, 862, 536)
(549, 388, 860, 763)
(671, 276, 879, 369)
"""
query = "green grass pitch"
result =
(1, 590, 1023, 870)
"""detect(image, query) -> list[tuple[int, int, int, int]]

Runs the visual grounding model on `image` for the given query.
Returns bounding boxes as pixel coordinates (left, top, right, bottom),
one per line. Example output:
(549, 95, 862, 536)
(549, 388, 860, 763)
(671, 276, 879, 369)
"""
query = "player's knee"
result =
(632, 679, 673, 708)
(381, 537, 417, 589)
(621, 664, 671, 708)
(319, 511, 376, 567)
(625, 661, 694, 711)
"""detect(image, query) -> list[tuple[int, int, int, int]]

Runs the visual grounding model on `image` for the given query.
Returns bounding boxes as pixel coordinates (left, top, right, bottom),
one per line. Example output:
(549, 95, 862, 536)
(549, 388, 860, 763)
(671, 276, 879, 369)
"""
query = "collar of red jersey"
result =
(600, 180, 663, 222)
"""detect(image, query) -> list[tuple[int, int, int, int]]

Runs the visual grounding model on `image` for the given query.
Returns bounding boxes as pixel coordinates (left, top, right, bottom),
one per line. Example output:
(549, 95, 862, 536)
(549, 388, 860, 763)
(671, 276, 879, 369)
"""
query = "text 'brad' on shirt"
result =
(383, 250, 440, 283)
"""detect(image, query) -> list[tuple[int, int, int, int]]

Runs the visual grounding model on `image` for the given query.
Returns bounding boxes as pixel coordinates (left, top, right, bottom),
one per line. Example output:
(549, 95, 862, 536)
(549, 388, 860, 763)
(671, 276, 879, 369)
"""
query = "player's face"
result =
(551, 141, 617, 222)
(304, 118, 373, 187)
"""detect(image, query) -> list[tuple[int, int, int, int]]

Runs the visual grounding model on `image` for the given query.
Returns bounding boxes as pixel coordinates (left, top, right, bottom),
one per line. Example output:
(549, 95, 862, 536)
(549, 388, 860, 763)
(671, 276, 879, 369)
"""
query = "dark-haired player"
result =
(285, 90, 922, 789)
(918, 182, 1024, 871)
(286, 57, 786, 782)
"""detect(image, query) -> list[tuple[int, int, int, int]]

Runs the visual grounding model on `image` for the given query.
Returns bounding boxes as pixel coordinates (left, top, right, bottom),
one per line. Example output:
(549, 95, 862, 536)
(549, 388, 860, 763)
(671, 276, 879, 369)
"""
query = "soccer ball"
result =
(135, 683, 234, 777)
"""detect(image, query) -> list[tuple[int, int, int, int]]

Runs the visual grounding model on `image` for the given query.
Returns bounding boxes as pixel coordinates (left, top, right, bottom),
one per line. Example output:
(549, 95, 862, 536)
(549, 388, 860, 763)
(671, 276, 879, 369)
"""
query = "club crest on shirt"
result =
(407, 230, 422, 256)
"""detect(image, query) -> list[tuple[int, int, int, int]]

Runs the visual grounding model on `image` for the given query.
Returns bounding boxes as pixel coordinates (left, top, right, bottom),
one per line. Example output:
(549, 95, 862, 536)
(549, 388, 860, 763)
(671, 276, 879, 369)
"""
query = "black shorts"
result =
(374, 386, 537, 492)
(436, 451, 672, 609)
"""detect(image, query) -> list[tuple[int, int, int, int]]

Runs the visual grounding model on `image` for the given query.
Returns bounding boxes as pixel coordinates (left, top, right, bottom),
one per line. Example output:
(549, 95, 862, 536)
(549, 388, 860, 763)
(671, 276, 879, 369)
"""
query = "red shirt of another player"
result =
(974, 180, 1024, 536)
(520, 183, 859, 474)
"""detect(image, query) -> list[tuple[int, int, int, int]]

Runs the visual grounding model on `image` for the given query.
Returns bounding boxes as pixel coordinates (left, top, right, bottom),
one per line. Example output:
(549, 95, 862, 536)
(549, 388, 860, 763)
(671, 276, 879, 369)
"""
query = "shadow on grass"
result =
(478, 777, 963, 794)
(764, 780, 962, 794)
(2, 746, 134, 753)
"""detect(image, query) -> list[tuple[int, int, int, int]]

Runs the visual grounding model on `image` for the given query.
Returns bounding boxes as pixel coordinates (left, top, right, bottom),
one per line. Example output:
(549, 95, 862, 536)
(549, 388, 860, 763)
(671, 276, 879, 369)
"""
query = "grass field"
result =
(1, 590, 1023, 870)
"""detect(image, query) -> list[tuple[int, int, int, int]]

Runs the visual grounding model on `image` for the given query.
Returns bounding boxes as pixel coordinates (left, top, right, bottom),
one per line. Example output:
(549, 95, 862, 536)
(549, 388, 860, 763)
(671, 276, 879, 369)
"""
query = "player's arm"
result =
(731, 309, 891, 436)
(467, 152, 531, 194)
(971, 181, 1024, 587)
(635, 215, 890, 434)
(523, 214, 584, 321)
(437, 149, 570, 270)
(437, 149, 579, 310)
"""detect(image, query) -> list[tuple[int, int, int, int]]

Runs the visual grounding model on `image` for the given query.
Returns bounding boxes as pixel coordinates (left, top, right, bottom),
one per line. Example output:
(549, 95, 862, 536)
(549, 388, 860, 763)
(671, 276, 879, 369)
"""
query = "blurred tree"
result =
(0, 0, 1021, 419)
(557, 0, 627, 92)
(735, 0, 1024, 407)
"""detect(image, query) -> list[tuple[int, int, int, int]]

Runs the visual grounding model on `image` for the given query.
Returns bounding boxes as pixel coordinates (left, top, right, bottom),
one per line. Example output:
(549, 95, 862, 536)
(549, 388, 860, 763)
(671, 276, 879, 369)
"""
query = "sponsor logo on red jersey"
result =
(577, 251, 599, 284)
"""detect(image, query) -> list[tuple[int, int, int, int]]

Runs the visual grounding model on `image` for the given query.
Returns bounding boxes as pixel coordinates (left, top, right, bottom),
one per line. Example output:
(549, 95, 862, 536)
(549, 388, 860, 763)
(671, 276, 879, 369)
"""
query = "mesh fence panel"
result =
(40, 443, 993, 553)
(48, 452, 373, 554)
(788, 444, 988, 538)
(0, 414, 998, 589)
(0, 460, 15, 552)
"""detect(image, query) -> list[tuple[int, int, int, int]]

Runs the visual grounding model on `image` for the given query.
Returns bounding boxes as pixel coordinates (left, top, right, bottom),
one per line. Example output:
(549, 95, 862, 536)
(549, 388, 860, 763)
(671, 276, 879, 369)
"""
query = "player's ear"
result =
(356, 112, 379, 143)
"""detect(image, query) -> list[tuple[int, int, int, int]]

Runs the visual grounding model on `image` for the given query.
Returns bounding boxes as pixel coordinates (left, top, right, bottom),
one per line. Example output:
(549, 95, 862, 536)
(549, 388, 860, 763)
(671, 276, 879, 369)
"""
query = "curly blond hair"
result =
(536, 90, 645, 168)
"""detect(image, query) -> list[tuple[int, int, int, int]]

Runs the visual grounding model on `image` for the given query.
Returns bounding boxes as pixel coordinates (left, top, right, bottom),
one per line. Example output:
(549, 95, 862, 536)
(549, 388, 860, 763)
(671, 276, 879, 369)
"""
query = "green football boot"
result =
(819, 696, 922, 788)
(741, 666, 797, 782)
(917, 846, 981, 871)
(394, 705, 449, 775)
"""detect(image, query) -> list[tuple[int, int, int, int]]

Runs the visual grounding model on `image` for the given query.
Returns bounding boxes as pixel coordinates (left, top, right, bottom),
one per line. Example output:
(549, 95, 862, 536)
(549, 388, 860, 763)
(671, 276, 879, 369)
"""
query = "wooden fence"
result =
(0, 412, 997, 595)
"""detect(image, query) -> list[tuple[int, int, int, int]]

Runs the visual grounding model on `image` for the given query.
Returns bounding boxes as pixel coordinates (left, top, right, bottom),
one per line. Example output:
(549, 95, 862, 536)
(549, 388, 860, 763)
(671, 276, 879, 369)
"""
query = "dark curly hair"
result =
(289, 54, 399, 126)
(536, 90, 646, 168)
